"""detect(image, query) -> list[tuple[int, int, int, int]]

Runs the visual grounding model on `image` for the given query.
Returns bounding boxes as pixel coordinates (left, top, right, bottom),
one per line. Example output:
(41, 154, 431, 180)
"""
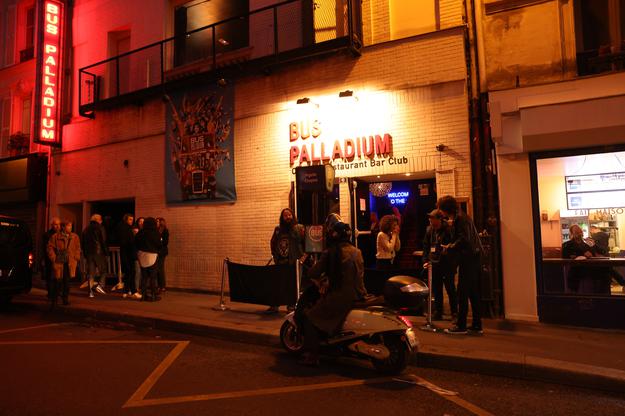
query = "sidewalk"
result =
(14, 287, 625, 393)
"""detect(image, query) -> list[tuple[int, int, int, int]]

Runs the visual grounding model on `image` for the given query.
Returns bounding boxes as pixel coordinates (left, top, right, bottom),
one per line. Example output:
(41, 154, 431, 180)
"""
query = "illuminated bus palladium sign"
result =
(34, 0, 64, 146)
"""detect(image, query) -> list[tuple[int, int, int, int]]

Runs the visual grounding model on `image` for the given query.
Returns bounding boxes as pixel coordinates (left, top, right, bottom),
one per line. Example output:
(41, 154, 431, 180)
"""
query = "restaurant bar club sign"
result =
(165, 83, 235, 203)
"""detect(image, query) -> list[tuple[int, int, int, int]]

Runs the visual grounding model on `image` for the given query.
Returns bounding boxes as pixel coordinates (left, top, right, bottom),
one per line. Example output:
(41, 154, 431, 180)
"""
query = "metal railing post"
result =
(213, 257, 230, 311)
(212, 25, 217, 70)
(420, 262, 439, 332)
(273, 6, 279, 57)
(295, 259, 301, 303)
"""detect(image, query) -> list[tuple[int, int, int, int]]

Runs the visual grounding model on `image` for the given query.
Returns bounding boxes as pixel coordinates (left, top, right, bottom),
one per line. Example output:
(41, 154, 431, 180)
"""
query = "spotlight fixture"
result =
(296, 97, 311, 104)
(218, 38, 229, 46)
(436, 144, 447, 152)
(338, 90, 354, 98)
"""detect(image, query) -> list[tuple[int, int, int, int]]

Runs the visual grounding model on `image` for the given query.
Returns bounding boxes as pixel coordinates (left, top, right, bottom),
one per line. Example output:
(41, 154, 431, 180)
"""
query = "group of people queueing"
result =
(275, 195, 484, 366)
(43, 213, 169, 308)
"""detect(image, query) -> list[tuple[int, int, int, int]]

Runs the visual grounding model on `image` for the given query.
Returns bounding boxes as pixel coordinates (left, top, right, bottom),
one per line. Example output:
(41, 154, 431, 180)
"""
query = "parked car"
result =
(0, 216, 33, 304)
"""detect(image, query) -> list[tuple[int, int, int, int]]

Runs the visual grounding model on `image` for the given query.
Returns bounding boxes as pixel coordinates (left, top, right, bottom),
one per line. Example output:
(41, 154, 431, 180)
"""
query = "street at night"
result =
(1, 308, 624, 416)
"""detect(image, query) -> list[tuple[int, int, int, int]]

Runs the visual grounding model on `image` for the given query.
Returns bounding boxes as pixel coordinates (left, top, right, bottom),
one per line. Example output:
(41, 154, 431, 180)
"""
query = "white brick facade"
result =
(51, 2, 472, 291)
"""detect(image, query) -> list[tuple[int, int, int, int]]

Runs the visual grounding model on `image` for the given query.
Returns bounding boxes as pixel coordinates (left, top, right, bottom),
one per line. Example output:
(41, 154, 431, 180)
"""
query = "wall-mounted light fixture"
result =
(339, 90, 354, 98)
(296, 97, 311, 104)
(218, 38, 229, 46)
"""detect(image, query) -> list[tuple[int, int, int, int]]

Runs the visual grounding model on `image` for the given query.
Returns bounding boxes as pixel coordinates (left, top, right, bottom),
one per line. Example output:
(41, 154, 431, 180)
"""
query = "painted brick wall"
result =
(53, 29, 471, 292)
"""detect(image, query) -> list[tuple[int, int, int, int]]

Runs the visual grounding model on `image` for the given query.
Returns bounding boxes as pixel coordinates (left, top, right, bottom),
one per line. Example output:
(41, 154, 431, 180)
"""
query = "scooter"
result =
(280, 277, 427, 374)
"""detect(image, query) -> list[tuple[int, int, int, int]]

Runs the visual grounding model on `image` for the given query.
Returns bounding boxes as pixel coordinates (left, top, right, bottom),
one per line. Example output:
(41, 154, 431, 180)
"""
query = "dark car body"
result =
(0, 215, 33, 302)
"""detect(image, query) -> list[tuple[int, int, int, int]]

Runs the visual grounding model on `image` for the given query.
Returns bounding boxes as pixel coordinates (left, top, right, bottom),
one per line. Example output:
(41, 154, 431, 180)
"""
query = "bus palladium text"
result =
(289, 120, 394, 166)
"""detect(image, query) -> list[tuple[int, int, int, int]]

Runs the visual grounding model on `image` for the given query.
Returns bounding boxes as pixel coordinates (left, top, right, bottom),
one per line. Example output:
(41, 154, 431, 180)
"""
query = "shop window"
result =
(173, 0, 249, 67)
(535, 150, 625, 298)
(574, 0, 625, 76)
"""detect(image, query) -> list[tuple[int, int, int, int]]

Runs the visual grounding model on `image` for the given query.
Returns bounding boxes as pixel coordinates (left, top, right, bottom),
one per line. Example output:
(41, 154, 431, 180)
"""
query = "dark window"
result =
(25, 6, 34, 49)
(174, 0, 249, 67)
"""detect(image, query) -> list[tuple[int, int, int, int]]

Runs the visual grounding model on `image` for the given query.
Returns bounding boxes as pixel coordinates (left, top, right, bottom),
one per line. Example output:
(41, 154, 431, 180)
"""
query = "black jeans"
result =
(376, 258, 394, 270)
(121, 252, 136, 293)
(140, 264, 158, 300)
(432, 264, 457, 316)
(156, 255, 167, 289)
(50, 270, 69, 304)
(456, 254, 482, 329)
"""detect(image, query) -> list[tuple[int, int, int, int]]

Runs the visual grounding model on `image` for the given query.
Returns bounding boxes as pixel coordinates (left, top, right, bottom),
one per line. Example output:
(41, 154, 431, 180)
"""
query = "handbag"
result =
(54, 236, 71, 264)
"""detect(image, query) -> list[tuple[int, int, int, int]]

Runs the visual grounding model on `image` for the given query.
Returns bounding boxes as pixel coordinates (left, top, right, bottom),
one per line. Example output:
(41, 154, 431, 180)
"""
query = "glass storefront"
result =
(532, 147, 625, 328)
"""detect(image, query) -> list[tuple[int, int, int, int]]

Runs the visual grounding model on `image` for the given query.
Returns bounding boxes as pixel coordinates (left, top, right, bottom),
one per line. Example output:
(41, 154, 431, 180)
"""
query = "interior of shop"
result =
(536, 150, 625, 296)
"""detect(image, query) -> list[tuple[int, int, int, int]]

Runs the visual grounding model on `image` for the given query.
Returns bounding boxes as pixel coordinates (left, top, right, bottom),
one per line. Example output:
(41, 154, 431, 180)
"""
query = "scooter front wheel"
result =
(280, 320, 304, 355)
(370, 335, 410, 375)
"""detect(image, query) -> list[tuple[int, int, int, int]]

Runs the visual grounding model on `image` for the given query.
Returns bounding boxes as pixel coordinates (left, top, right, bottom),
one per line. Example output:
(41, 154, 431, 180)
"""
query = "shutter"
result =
(5, 5, 16, 66)
(1, 97, 12, 157)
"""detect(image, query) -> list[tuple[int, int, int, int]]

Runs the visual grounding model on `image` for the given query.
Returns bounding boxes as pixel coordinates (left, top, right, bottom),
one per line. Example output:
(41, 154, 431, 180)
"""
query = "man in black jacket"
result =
(438, 196, 483, 335)
(115, 214, 136, 295)
(42, 217, 61, 299)
(423, 209, 457, 321)
(82, 214, 108, 298)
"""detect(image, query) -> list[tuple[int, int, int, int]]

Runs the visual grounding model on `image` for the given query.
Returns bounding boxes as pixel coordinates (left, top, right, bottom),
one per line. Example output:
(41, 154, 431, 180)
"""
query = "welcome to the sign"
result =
(34, 0, 64, 146)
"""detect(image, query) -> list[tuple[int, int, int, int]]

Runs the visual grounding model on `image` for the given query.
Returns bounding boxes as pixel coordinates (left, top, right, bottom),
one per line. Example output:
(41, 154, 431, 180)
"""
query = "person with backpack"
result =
(438, 195, 484, 335)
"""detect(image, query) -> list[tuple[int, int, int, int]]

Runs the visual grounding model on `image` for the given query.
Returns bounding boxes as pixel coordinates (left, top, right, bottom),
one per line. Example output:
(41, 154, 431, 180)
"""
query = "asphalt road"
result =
(1, 306, 624, 416)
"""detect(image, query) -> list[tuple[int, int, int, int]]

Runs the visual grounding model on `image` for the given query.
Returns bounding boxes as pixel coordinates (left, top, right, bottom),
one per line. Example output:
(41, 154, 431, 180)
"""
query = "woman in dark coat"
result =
(135, 217, 162, 301)
(156, 217, 169, 293)
(298, 214, 367, 365)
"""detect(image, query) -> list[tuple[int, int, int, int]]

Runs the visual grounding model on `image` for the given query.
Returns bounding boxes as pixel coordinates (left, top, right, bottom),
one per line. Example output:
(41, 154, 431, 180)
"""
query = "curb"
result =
(12, 299, 625, 394)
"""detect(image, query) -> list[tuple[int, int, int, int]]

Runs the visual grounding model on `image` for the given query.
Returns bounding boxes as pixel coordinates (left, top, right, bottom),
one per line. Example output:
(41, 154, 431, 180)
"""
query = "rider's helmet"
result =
(325, 213, 352, 243)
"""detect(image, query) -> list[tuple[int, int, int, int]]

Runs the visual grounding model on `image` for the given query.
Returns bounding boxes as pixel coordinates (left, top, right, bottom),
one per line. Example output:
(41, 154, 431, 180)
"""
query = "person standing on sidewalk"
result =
(422, 209, 457, 321)
(47, 220, 81, 308)
(41, 217, 61, 300)
(376, 215, 401, 270)
(269, 208, 306, 313)
(135, 217, 162, 302)
(82, 214, 109, 298)
(438, 196, 484, 335)
(156, 217, 169, 294)
(116, 214, 136, 296)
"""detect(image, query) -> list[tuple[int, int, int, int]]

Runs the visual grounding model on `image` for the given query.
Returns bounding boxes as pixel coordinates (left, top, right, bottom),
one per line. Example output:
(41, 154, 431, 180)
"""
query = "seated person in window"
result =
(562, 224, 607, 293)
(590, 225, 625, 289)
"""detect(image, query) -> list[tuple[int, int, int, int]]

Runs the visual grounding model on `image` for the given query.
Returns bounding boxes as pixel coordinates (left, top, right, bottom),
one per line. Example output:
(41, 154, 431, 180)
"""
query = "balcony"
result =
(577, 42, 625, 77)
(78, 0, 362, 118)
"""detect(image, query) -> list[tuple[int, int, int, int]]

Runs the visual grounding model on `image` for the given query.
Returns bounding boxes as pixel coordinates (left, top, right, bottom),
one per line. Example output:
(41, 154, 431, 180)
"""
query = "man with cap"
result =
(423, 209, 457, 321)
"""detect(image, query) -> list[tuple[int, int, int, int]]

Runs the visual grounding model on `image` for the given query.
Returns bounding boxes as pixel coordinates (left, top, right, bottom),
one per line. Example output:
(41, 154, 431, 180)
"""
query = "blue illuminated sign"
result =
(388, 191, 409, 205)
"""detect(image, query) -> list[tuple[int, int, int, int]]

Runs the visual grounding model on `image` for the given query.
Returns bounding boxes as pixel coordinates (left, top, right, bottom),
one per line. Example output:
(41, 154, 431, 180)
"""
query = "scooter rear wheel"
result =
(280, 320, 304, 354)
(370, 335, 409, 375)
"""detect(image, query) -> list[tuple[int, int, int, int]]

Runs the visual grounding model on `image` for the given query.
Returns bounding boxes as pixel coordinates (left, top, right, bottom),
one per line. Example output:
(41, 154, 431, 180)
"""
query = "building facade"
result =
(47, 0, 480, 294)
(479, 0, 625, 328)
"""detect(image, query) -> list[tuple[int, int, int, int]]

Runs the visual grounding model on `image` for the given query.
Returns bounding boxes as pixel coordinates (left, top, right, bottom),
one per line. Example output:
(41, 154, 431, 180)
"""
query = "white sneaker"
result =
(79, 281, 89, 289)
(132, 292, 142, 300)
(95, 285, 106, 295)
(89, 291, 95, 298)
(111, 282, 124, 291)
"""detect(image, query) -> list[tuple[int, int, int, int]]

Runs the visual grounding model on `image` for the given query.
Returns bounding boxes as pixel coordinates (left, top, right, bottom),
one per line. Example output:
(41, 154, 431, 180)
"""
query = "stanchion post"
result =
(420, 262, 438, 332)
(295, 259, 301, 303)
(213, 257, 230, 311)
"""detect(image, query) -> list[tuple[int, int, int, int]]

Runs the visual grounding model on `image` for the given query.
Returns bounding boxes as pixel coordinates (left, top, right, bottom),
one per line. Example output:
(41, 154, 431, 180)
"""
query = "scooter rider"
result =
(297, 213, 367, 366)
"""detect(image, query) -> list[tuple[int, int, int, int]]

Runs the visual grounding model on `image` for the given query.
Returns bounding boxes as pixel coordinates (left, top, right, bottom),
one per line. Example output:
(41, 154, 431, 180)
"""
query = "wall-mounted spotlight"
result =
(296, 97, 311, 104)
(338, 90, 354, 98)
(218, 38, 229, 46)
(436, 144, 447, 152)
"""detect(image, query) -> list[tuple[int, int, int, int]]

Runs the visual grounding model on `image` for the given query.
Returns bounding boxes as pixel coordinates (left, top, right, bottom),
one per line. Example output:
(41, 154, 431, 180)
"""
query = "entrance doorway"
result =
(350, 174, 437, 269)
(58, 203, 83, 236)
(89, 199, 135, 245)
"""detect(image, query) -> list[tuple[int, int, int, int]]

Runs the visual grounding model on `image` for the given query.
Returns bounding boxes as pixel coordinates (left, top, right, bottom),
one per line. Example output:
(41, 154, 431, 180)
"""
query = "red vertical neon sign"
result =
(33, 0, 65, 146)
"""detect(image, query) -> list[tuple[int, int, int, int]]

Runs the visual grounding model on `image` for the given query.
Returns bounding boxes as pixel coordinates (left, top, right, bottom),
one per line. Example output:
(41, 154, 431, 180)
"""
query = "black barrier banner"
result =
(227, 261, 297, 306)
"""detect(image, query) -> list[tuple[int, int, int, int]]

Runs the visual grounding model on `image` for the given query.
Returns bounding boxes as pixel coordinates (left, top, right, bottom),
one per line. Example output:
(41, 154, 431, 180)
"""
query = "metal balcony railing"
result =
(79, 0, 362, 118)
